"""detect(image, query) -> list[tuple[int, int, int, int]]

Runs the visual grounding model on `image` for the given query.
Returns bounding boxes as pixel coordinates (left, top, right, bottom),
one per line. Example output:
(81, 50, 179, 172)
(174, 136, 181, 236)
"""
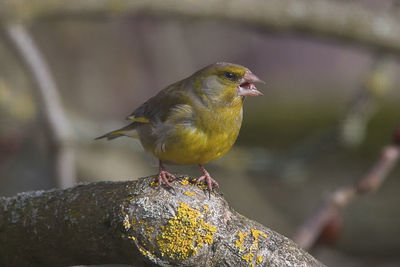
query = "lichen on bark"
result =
(0, 175, 325, 266)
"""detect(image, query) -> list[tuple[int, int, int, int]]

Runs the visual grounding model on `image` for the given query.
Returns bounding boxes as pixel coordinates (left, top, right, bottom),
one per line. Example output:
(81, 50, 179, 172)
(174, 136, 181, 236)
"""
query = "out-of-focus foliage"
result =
(0, 80, 36, 122)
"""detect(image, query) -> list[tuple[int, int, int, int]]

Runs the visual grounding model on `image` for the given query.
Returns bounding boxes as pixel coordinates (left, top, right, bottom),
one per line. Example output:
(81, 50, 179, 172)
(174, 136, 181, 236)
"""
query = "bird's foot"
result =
(158, 162, 176, 188)
(158, 169, 176, 188)
(196, 165, 219, 191)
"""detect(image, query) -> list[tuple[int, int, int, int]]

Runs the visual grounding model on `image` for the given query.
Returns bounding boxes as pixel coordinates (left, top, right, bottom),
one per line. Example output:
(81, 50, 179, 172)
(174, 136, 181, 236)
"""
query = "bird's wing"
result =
(96, 81, 192, 141)
(127, 80, 191, 123)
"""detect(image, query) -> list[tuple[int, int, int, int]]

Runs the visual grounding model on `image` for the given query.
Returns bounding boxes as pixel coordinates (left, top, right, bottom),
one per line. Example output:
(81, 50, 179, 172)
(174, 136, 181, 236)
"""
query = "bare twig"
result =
(0, 176, 325, 267)
(292, 134, 400, 250)
(3, 24, 76, 188)
(1, 0, 400, 55)
(339, 18, 395, 148)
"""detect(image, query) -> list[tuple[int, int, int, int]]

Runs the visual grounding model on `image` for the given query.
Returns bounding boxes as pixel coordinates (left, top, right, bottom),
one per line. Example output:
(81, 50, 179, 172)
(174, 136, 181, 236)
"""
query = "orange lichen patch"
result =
(235, 231, 248, 252)
(156, 202, 217, 260)
(180, 179, 190, 185)
(256, 255, 263, 264)
(184, 191, 196, 197)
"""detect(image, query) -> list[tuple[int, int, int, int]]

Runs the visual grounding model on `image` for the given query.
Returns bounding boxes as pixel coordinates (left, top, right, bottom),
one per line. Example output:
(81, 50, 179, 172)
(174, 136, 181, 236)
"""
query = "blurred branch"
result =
(263, 53, 395, 180)
(340, 0, 396, 148)
(3, 23, 76, 188)
(1, 0, 400, 55)
(292, 127, 400, 250)
(0, 176, 324, 267)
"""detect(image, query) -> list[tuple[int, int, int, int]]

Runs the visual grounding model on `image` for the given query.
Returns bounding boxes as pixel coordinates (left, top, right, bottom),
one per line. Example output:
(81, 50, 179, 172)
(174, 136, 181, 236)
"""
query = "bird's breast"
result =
(154, 98, 243, 165)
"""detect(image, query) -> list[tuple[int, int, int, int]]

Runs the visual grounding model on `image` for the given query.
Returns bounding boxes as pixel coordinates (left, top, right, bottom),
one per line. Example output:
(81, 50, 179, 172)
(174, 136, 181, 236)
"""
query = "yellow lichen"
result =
(242, 252, 254, 262)
(236, 229, 268, 265)
(196, 183, 207, 190)
(249, 264, 255, 267)
(138, 246, 157, 261)
(150, 181, 159, 187)
(250, 228, 266, 251)
(165, 193, 169, 198)
(145, 226, 155, 243)
(125, 196, 134, 202)
(123, 214, 131, 230)
(235, 231, 248, 252)
(146, 226, 155, 234)
(184, 191, 196, 197)
(139, 247, 150, 256)
(123, 219, 137, 241)
(203, 205, 209, 213)
(251, 228, 263, 239)
(156, 202, 217, 260)
(180, 179, 189, 185)
(256, 255, 263, 264)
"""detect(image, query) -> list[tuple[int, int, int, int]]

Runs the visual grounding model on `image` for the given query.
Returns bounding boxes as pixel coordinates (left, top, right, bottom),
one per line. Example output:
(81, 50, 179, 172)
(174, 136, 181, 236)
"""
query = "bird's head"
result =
(191, 62, 264, 105)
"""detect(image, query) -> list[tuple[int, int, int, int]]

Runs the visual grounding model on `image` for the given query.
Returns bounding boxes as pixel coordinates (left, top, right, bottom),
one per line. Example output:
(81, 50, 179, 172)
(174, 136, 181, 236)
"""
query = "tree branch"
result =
(2, 23, 76, 189)
(0, 176, 324, 267)
(1, 0, 400, 55)
(292, 140, 400, 250)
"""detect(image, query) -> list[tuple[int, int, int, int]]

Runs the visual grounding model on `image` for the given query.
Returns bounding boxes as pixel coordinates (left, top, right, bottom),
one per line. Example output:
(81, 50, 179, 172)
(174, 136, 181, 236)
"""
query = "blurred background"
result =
(1, 0, 399, 266)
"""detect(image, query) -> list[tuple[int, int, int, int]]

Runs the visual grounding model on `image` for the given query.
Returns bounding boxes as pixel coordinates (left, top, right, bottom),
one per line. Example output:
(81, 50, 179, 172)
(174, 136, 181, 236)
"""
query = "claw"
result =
(196, 164, 219, 191)
(157, 161, 176, 188)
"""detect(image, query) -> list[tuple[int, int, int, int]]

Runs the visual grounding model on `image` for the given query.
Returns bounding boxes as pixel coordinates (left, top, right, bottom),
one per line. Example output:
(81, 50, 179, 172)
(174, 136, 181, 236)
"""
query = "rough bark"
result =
(0, 176, 324, 267)
(1, 0, 400, 55)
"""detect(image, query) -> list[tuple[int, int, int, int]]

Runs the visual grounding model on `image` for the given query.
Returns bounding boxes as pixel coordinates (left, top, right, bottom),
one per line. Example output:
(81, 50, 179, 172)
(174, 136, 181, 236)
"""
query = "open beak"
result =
(237, 72, 264, 97)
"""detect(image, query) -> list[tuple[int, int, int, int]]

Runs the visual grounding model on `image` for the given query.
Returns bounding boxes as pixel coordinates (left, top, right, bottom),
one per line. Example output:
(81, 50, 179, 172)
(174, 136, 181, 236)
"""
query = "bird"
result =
(96, 62, 264, 191)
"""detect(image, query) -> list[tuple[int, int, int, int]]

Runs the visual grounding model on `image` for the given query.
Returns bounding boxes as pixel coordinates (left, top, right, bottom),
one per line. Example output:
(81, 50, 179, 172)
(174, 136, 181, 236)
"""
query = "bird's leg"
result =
(196, 164, 219, 191)
(158, 160, 176, 187)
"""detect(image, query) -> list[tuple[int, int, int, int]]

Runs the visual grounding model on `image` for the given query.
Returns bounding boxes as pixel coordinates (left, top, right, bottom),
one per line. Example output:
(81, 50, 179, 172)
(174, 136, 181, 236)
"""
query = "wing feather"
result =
(128, 80, 191, 123)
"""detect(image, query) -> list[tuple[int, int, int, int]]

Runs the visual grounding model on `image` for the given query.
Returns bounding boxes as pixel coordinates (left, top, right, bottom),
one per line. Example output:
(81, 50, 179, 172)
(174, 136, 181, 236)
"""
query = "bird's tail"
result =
(95, 123, 138, 140)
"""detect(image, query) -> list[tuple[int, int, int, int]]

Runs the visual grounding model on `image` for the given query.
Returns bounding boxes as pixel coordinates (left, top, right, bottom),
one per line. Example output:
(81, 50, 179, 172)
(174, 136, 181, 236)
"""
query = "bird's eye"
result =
(224, 71, 237, 80)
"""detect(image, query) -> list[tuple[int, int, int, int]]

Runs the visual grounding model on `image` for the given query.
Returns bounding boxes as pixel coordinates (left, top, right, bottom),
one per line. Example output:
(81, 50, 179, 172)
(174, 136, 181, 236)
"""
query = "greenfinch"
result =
(96, 62, 264, 191)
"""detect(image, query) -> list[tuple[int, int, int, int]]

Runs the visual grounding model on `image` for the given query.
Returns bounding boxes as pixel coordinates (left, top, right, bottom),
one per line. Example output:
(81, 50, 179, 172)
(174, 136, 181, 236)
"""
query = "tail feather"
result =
(95, 123, 138, 140)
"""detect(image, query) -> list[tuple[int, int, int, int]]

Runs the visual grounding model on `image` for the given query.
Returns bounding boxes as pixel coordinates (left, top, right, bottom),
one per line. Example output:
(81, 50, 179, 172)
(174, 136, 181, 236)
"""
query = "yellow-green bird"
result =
(96, 62, 264, 191)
